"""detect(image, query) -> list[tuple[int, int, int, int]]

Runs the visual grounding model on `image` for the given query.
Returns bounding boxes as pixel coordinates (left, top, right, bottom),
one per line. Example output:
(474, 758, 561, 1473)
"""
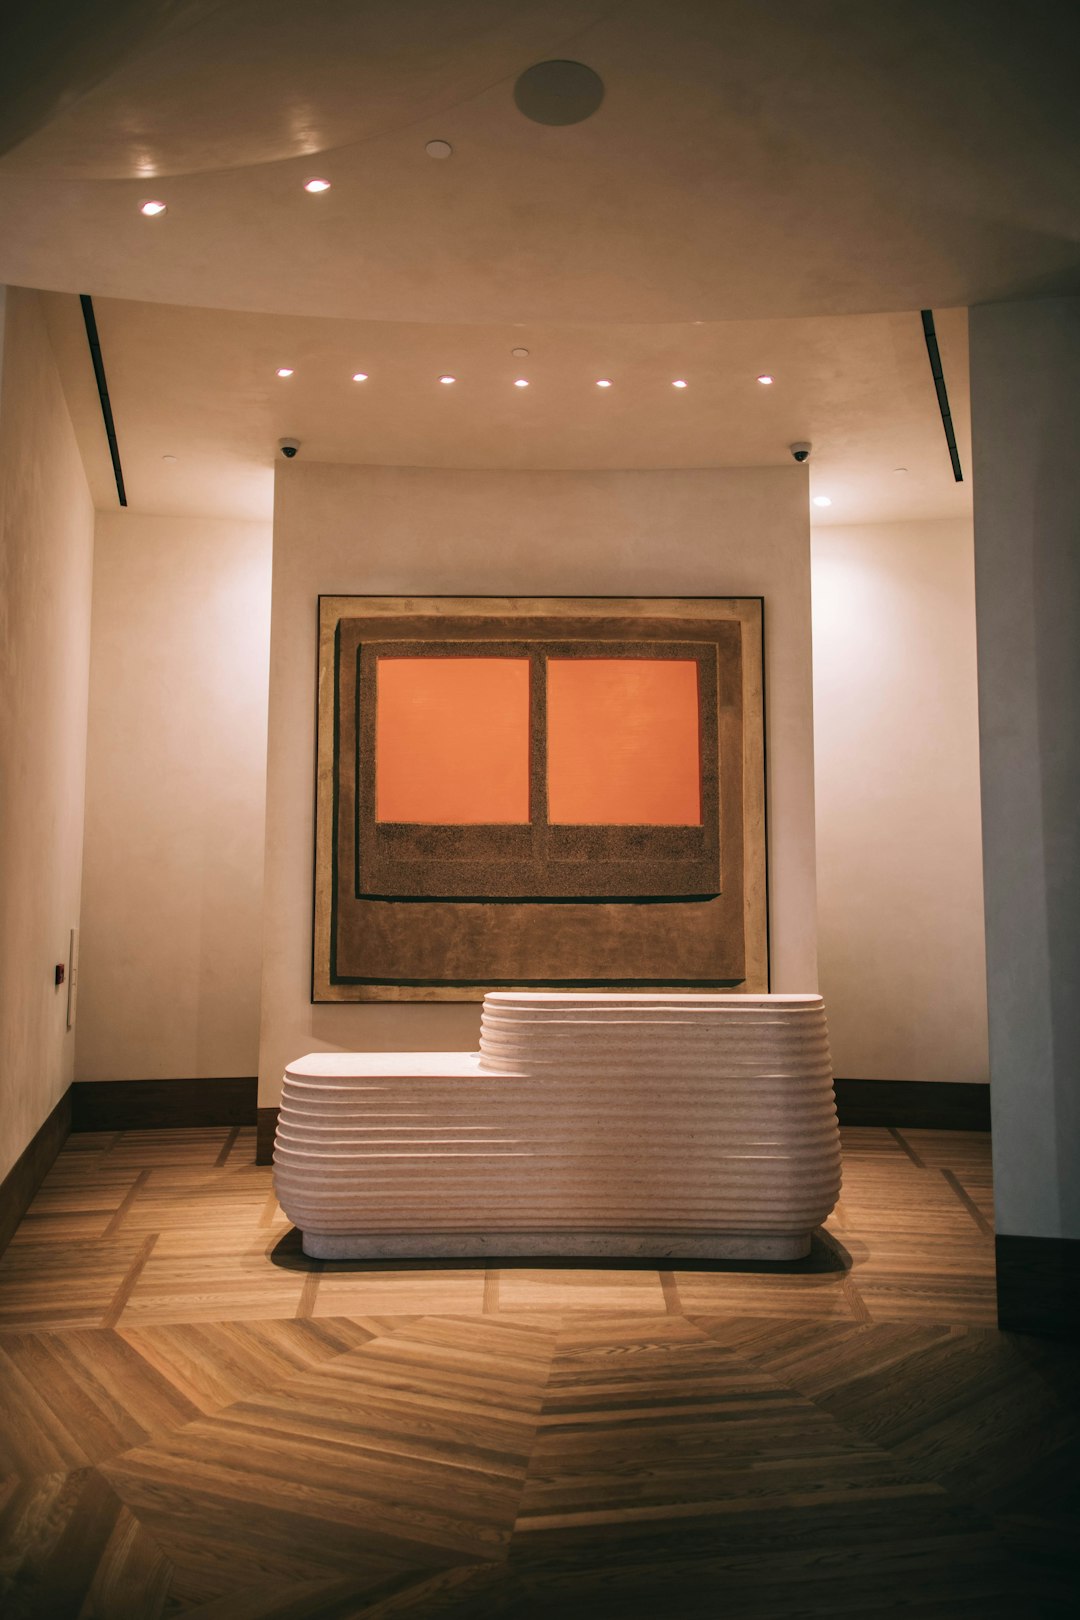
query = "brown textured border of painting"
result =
(312, 596, 767, 1002)
(349, 637, 723, 900)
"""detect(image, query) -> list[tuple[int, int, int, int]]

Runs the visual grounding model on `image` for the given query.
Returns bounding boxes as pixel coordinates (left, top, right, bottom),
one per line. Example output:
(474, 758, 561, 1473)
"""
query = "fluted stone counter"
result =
(273, 992, 841, 1261)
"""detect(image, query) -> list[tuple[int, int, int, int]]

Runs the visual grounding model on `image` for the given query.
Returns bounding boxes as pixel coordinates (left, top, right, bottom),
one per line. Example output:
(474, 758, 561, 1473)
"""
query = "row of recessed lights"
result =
(270, 364, 832, 498)
(275, 369, 693, 388)
(273, 369, 775, 389)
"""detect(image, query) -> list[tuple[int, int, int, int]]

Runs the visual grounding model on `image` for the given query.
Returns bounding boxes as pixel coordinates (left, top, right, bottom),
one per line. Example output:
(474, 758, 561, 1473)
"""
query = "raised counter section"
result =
(273, 992, 841, 1261)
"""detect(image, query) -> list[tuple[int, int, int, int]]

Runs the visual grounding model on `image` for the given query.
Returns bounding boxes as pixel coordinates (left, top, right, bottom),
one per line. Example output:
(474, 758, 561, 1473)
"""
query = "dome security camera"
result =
(789, 442, 812, 463)
(278, 437, 300, 459)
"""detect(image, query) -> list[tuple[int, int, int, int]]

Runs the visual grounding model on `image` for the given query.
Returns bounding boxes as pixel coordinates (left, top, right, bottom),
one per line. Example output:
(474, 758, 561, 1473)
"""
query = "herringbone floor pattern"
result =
(0, 1125, 1076, 1617)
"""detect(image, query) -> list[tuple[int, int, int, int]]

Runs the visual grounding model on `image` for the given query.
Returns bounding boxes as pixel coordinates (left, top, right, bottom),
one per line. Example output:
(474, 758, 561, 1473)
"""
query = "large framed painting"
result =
(313, 595, 766, 1000)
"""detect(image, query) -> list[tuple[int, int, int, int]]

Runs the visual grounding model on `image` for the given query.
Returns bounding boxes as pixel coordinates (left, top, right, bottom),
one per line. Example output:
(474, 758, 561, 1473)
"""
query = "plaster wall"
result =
(76, 511, 271, 1081)
(970, 296, 1080, 1241)
(260, 463, 817, 1106)
(811, 519, 988, 1084)
(0, 287, 94, 1180)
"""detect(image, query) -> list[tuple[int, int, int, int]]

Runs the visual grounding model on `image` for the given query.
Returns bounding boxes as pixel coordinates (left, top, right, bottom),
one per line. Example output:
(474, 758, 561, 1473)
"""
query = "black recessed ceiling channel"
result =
(920, 309, 964, 483)
(79, 293, 127, 507)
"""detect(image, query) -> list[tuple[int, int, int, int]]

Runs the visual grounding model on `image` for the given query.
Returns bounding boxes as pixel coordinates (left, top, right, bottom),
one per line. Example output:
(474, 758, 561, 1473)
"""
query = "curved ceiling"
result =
(1, 1, 606, 177)
(41, 291, 971, 527)
(3, 0, 1078, 326)
(6, 2, 1065, 523)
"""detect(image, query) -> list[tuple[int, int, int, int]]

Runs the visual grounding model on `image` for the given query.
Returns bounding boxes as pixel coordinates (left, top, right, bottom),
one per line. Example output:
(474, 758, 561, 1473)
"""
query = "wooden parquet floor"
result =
(1, 1124, 1077, 1618)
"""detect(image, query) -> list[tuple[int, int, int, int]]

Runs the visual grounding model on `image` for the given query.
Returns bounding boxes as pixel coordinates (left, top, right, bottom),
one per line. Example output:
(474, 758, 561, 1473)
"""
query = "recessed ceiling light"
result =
(439, 375, 456, 384)
(812, 495, 833, 508)
(425, 139, 453, 159)
(672, 379, 688, 389)
(276, 367, 294, 378)
(596, 378, 613, 388)
(139, 199, 167, 217)
(757, 374, 774, 385)
(352, 372, 369, 382)
(303, 177, 331, 193)
(514, 378, 530, 388)
(511, 346, 530, 358)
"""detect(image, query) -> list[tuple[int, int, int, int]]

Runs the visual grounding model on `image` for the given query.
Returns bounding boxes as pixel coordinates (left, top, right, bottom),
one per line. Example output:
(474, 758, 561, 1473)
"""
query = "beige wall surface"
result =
(811, 519, 988, 1084)
(260, 462, 817, 1106)
(76, 511, 272, 1082)
(0, 287, 94, 1181)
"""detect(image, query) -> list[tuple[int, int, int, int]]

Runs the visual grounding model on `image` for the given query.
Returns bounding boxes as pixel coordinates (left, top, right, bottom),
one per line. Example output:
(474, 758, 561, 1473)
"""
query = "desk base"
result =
(301, 1229, 813, 1262)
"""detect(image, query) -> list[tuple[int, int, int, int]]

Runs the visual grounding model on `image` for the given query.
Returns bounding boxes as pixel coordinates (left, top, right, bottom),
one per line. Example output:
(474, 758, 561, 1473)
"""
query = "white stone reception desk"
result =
(273, 992, 841, 1261)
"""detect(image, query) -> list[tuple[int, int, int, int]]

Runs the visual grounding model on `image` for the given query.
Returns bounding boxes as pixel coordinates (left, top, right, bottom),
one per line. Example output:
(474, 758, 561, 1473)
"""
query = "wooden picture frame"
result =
(313, 595, 767, 1001)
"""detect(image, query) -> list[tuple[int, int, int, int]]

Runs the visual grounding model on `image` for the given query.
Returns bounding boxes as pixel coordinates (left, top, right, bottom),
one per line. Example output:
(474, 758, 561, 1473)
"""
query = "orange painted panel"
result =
(547, 658, 702, 825)
(375, 657, 530, 823)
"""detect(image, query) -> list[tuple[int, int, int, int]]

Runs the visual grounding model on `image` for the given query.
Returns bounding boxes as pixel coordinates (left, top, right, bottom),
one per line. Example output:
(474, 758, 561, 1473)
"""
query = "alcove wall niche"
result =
(258, 463, 815, 1112)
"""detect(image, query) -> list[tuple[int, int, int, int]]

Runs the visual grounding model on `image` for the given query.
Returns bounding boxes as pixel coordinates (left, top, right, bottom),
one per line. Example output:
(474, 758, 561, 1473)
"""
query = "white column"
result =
(970, 297, 1080, 1262)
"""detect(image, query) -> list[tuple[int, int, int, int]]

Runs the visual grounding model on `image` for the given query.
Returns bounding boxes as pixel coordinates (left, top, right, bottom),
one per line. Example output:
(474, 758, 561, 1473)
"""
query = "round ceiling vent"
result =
(513, 60, 604, 126)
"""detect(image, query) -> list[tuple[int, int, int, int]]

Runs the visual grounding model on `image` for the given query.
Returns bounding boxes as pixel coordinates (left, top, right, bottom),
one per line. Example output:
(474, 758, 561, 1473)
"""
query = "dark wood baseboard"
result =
(0, 1089, 72, 1258)
(996, 1233, 1080, 1339)
(257, 1107, 279, 1166)
(834, 1078, 990, 1131)
(71, 1077, 257, 1133)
